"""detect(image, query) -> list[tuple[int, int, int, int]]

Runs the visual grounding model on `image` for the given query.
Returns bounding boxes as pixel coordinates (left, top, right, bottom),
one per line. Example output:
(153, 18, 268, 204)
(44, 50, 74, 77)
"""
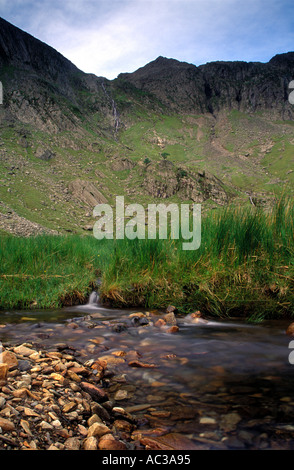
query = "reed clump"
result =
(0, 198, 293, 321)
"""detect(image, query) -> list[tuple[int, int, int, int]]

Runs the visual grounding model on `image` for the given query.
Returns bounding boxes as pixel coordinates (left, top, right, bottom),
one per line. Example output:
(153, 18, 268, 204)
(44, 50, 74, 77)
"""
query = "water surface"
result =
(1, 300, 293, 450)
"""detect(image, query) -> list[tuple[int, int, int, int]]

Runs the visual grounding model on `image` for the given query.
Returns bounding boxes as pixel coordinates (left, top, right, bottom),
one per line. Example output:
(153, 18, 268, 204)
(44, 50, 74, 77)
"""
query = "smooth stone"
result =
(83, 436, 98, 450)
(140, 432, 198, 450)
(0, 397, 6, 409)
(200, 417, 217, 425)
(87, 414, 102, 426)
(1, 350, 18, 370)
(0, 364, 8, 381)
(87, 422, 110, 438)
(114, 390, 128, 401)
(18, 360, 32, 371)
(0, 417, 15, 432)
(13, 345, 37, 357)
(64, 437, 81, 450)
(81, 382, 108, 402)
(98, 434, 127, 450)
(220, 412, 242, 431)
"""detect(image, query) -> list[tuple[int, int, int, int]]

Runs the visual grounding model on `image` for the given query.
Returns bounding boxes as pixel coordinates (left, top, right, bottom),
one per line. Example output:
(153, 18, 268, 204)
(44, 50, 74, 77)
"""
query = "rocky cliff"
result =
(118, 54, 294, 118)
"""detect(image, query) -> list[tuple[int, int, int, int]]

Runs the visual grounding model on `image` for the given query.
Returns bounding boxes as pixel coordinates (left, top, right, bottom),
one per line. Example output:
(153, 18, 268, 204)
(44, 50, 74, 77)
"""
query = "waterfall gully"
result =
(101, 81, 120, 136)
(87, 291, 99, 306)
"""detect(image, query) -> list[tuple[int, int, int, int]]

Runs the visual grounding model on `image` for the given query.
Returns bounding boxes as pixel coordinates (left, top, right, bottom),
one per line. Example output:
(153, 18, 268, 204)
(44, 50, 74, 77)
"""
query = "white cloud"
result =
(2, 0, 294, 78)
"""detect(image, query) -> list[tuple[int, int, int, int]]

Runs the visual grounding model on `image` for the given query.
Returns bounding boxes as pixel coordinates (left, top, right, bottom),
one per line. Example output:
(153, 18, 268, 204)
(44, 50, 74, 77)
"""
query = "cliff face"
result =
(0, 17, 115, 133)
(118, 55, 294, 118)
(1, 16, 294, 131)
(0, 17, 78, 79)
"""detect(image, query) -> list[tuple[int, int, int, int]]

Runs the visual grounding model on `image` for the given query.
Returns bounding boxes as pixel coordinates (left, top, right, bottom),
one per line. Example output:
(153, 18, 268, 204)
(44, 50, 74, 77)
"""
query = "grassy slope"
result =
(1, 107, 294, 236)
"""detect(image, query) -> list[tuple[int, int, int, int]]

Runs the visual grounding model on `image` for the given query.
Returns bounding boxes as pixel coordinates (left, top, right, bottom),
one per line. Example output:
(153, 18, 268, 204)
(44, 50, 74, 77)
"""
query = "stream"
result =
(1, 295, 294, 450)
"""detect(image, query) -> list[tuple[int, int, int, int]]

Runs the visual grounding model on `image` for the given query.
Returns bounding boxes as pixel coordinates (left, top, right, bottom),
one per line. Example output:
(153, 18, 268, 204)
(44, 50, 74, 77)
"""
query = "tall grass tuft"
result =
(0, 198, 293, 320)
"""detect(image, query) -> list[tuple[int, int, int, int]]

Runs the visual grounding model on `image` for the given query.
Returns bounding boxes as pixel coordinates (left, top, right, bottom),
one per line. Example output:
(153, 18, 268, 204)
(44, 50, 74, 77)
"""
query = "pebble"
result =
(87, 422, 110, 438)
(0, 343, 140, 450)
(83, 436, 98, 450)
(200, 417, 217, 425)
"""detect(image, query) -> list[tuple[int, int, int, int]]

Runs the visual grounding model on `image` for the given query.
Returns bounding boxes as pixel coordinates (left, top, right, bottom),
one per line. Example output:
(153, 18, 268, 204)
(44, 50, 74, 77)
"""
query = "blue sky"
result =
(1, 0, 294, 79)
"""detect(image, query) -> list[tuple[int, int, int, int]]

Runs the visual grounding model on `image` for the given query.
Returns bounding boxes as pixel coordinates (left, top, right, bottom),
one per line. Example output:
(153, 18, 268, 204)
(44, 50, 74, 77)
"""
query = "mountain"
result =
(119, 54, 294, 116)
(119, 52, 294, 119)
(0, 17, 293, 236)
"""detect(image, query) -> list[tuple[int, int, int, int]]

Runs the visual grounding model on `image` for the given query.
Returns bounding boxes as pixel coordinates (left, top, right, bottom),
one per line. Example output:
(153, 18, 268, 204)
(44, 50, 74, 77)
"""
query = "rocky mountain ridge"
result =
(119, 54, 294, 117)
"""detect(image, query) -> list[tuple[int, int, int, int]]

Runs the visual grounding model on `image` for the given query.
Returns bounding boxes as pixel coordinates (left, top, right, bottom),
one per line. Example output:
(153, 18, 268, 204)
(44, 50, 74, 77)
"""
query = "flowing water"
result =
(1, 294, 294, 450)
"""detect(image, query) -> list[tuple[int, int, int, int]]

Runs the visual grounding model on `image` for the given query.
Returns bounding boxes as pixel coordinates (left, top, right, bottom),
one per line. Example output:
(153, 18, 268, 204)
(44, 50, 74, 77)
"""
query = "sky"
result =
(1, 0, 294, 79)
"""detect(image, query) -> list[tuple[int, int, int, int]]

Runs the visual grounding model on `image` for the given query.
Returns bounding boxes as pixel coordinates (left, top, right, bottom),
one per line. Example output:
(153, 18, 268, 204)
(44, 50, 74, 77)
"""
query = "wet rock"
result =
(98, 433, 127, 450)
(140, 432, 198, 450)
(91, 403, 111, 423)
(113, 419, 133, 434)
(64, 437, 81, 450)
(0, 397, 6, 409)
(188, 312, 209, 324)
(112, 407, 135, 423)
(166, 326, 179, 334)
(62, 402, 77, 413)
(87, 414, 102, 426)
(111, 323, 127, 333)
(0, 342, 140, 450)
(129, 312, 146, 319)
(67, 370, 82, 383)
(18, 360, 33, 372)
(155, 319, 166, 328)
(13, 344, 37, 357)
(83, 436, 98, 450)
(128, 360, 157, 368)
(20, 419, 32, 436)
(1, 350, 18, 370)
(87, 422, 110, 438)
(80, 382, 108, 402)
(238, 430, 255, 445)
(12, 388, 28, 398)
(114, 389, 128, 401)
(98, 355, 125, 367)
(166, 306, 178, 313)
(0, 417, 15, 432)
(164, 312, 177, 325)
(199, 417, 217, 425)
(286, 322, 294, 336)
(131, 316, 149, 327)
(224, 436, 246, 449)
(0, 364, 8, 381)
(220, 412, 242, 432)
(67, 322, 79, 329)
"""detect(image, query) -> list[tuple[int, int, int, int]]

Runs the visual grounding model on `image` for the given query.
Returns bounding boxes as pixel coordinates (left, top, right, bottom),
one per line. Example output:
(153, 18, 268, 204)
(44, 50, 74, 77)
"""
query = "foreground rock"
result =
(0, 343, 141, 450)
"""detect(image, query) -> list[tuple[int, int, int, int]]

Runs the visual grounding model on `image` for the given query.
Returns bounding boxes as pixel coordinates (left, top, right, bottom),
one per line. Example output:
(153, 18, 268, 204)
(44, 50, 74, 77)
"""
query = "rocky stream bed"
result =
(1, 304, 294, 451)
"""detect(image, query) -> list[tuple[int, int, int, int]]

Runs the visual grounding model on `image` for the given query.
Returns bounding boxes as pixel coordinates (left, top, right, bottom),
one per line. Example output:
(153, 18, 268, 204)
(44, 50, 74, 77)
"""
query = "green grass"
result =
(0, 198, 293, 321)
(0, 235, 105, 309)
(99, 197, 294, 321)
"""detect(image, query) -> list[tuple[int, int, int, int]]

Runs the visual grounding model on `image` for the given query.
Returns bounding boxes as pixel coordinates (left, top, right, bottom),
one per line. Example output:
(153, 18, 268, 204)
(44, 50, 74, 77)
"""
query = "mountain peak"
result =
(0, 16, 80, 79)
(269, 51, 294, 67)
